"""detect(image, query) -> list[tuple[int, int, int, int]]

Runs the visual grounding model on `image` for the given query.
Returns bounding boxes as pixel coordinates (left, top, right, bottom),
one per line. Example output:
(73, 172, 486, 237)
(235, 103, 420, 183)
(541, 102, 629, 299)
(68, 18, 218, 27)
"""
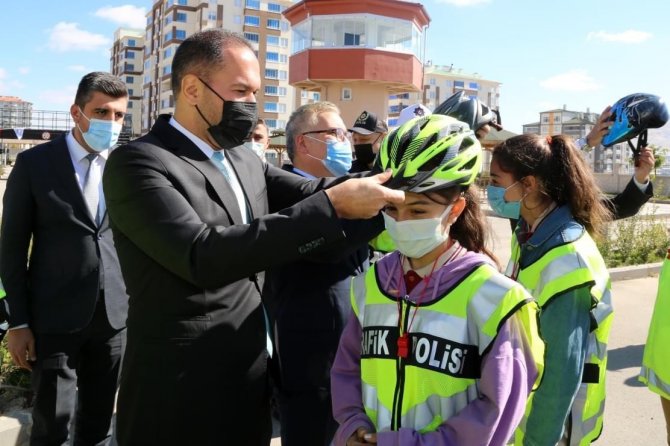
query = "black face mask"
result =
(353, 144, 375, 166)
(196, 78, 258, 150)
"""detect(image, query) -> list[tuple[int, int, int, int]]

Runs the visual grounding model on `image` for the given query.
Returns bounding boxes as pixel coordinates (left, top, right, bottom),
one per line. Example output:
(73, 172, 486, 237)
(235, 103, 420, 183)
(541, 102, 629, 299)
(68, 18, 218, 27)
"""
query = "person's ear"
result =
(181, 74, 202, 105)
(520, 175, 540, 194)
(448, 196, 467, 224)
(70, 104, 81, 124)
(295, 134, 309, 154)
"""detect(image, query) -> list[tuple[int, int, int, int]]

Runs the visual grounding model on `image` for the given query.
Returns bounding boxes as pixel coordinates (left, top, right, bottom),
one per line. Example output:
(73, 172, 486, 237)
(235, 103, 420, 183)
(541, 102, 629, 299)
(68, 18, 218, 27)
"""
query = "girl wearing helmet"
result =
(488, 134, 613, 445)
(331, 115, 544, 446)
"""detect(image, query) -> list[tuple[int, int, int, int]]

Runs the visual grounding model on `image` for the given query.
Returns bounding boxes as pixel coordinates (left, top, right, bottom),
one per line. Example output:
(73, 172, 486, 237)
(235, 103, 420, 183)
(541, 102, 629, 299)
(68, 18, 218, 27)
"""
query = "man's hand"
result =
(346, 427, 377, 445)
(326, 170, 405, 219)
(586, 106, 613, 148)
(634, 146, 655, 184)
(7, 327, 36, 370)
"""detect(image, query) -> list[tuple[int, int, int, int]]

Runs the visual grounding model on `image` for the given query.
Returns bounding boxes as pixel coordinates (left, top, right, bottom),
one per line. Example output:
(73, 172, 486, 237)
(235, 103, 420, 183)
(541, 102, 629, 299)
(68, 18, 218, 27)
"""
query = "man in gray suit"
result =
(0, 72, 129, 446)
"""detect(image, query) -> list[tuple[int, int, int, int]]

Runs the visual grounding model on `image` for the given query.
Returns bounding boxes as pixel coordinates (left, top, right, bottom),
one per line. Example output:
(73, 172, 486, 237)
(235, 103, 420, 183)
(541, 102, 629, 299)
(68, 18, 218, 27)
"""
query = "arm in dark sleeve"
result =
(103, 145, 365, 289)
(522, 286, 592, 446)
(0, 153, 34, 326)
(604, 177, 653, 220)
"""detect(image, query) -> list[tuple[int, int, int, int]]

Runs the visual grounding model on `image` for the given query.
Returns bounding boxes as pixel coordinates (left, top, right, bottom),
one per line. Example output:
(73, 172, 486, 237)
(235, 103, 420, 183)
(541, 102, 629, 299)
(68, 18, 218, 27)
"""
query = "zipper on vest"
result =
(391, 296, 411, 430)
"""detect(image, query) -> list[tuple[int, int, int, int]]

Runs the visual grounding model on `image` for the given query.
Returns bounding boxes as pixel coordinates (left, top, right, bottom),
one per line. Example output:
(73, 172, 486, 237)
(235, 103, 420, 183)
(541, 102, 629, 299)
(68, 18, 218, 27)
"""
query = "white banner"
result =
(14, 128, 24, 140)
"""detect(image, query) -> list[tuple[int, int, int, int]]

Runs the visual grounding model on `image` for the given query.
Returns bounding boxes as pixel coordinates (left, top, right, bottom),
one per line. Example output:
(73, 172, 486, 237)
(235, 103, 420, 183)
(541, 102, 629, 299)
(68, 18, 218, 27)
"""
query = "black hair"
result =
(74, 72, 127, 109)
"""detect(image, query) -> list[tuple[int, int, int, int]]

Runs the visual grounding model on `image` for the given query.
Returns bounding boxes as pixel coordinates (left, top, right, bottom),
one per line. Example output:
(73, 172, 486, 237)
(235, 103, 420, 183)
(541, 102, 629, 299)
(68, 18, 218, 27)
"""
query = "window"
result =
(278, 103, 287, 113)
(244, 32, 259, 43)
(267, 35, 280, 46)
(128, 88, 134, 96)
(344, 33, 360, 46)
(279, 54, 288, 63)
(175, 30, 186, 40)
(164, 47, 173, 59)
(266, 52, 279, 62)
(245, 0, 260, 9)
(267, 3, 282, 13)
(126, 51, 135, 59)
(162, 65, 172, 75)
(278, 87, 287, 96)
(265, 85, 278, 96)
(208, 11, 217, 20)
(267, 18, 280, 29)
(454, 80, 464, 89)
(429, 78, 435, 86)
(178, 0, 187, 5)
(245, 15, 260, 26)
(265, 68, 278, 79)
(278, 70, 287, 80)
(281, 20, 289, 31)
(265, 119, 277, 128)
(341, 88, 352, 101)
(127, 102, 133, 108)
(127, 39, 136, 47)
(234, 0, 241, 6)
(468, 82, 479, 90)
(429, 91, 436, 99)
(264, 102, 278, 113)
(126, 76, 134, 84)
(312, 92, 320, 101)
(125, 63, 135, 71)
(176, 12, 187, 22)
(234, 15, 241, 24)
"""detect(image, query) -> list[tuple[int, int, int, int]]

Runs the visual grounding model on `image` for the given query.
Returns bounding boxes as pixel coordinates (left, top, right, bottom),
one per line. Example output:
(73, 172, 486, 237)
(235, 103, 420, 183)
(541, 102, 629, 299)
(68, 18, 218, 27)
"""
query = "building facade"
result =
(388, 65, 502, 127)
(141, 0, 294, 134)
(111, 28, 145, 138)
(283, 0, 430, 128)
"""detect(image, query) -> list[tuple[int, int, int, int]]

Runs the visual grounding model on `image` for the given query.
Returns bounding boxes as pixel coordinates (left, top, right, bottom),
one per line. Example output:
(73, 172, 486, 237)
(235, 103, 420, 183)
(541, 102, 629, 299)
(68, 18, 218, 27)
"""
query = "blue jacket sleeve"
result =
(522, 286, 593, 446)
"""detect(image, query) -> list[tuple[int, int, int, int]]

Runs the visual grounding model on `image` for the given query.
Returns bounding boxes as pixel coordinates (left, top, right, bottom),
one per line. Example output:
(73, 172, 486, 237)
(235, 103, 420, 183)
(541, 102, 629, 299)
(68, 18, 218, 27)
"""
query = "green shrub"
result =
(598, 212, 670, 267)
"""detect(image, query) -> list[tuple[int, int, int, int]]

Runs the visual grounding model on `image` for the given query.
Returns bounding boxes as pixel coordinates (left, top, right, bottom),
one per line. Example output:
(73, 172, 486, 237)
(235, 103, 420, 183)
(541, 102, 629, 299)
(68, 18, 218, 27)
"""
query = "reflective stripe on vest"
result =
(352, 261, 541, 433)
(640, 254, 670, 400)
(511, 231, 613, 446)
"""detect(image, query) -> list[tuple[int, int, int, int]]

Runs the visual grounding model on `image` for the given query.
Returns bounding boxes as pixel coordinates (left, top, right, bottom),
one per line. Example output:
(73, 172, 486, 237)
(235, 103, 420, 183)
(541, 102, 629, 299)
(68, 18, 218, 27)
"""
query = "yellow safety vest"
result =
(510, 231, 613, 446)
(351, 260, 544, 433)
(639, 249, 670, 400)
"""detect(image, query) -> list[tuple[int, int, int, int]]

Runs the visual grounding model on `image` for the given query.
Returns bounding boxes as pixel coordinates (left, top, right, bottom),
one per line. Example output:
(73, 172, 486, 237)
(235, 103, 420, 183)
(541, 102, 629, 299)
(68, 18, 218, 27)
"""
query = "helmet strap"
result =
(627, 129, 647, 167)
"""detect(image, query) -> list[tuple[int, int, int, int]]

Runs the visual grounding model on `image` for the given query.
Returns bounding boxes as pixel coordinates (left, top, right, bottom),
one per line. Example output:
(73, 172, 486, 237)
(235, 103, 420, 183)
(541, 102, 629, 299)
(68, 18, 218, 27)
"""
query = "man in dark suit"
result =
(0, 72, 129, 446)
(264, 102, 370, 446)
(102, 30, 403, 446)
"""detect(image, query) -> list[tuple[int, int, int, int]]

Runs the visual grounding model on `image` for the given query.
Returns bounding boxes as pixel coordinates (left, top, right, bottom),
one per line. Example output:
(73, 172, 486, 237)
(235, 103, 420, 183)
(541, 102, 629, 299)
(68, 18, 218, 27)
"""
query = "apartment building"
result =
(388, 65, 502, 127)
(522, 105, 630, 174)
(0, 96, 33, 129)
(111, 28, 145, 138)
(141, 0, 294, 134)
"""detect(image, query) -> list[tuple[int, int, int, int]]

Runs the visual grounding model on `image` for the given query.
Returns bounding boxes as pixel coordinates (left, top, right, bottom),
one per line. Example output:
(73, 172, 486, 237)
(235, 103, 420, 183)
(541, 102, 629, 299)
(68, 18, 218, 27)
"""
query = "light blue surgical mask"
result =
(77, 107, 122, 151)
(305, 135, 353, 176)
(486, 182, 521, 219)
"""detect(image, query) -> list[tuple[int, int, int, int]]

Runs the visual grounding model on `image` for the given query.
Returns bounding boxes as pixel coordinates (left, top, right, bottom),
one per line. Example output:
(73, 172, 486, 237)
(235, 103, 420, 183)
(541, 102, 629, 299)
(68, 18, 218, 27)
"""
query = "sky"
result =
(2, 0, 670, 142)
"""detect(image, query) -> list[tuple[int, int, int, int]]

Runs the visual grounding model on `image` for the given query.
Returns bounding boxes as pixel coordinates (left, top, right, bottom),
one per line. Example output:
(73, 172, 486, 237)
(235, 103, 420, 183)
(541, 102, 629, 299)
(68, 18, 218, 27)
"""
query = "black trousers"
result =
(30, 293, 126, 446)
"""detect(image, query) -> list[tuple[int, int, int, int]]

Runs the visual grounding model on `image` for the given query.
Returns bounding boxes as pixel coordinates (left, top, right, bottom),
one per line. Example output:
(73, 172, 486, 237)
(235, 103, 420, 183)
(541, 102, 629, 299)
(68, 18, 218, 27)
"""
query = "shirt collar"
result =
(169, 116, 217, 159)
(291, 166, 317, 179)
(65, 130, 109, 162)
(520, 204, 572, 248)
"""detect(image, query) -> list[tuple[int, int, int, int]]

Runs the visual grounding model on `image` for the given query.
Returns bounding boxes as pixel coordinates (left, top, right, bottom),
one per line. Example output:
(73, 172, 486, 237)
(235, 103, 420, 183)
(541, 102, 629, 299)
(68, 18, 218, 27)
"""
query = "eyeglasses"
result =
(302, 128, 352, 142)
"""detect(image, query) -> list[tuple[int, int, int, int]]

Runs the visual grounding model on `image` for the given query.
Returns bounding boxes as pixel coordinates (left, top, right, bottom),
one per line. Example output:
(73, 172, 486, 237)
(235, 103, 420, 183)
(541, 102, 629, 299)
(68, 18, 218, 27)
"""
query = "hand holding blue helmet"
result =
(602, 93, 669, 162)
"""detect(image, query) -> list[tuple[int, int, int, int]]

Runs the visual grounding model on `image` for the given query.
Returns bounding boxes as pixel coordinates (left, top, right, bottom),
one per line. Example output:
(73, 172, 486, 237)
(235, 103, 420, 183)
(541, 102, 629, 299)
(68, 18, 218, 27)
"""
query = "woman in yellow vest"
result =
(331, 115, 544, 446)
(639, 247, 670, 444)
(487, 134, 613, 445)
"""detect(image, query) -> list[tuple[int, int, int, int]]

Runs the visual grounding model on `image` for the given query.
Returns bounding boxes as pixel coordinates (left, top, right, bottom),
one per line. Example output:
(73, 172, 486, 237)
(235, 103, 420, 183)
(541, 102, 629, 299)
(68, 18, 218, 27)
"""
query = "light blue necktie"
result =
(82, 153, 100, 225)
(211, 151, 273, 357)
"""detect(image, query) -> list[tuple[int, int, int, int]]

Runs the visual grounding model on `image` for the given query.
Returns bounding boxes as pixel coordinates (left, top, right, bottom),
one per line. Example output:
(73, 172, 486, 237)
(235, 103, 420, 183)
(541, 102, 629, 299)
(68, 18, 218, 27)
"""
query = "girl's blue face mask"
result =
(486, 182, 521, 219)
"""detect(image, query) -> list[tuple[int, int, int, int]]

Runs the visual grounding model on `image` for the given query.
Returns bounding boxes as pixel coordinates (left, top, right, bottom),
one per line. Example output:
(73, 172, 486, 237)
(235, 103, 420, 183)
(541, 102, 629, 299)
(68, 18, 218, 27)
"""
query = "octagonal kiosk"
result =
(283, 0, 430, 126)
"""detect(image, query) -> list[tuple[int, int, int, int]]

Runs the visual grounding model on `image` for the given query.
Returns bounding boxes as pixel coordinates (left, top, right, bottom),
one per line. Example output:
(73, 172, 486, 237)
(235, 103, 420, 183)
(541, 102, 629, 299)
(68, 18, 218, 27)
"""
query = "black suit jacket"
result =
(103, 115, 381, 445)
(0, 135, 128, 333)
(263, 165, 370, 392)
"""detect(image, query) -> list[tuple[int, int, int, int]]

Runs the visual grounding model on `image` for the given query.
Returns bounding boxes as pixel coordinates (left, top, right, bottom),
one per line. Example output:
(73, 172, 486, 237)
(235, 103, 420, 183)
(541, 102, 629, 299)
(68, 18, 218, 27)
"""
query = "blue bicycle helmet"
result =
(602, 93, 668, 152)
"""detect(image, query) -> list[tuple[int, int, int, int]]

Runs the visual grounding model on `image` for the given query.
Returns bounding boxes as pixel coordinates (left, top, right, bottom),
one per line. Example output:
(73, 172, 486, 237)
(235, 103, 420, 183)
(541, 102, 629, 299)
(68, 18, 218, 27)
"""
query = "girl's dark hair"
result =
(428, 185, 498, 266)
(492, 134, 611, 237)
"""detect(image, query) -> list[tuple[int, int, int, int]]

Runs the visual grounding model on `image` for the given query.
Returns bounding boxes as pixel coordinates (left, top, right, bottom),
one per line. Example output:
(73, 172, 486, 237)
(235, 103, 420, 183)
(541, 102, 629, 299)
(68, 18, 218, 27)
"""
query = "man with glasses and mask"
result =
(264, 102, 370, 446)
(349, 110, 388, 173)
(102, 30, 404, 446)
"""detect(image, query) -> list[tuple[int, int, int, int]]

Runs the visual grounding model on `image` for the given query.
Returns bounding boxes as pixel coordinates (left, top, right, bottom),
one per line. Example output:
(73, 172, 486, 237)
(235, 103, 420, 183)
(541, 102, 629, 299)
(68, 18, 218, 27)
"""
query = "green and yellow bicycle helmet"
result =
(378, 114, 482, 193)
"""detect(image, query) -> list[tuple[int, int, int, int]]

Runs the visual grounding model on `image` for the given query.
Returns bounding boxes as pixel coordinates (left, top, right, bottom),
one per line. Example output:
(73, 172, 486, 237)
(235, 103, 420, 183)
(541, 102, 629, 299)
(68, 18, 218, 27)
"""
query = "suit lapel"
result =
(152, 117, 243, 225)
(48, 136, 97, 228)
(226, 147, 258, 220)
